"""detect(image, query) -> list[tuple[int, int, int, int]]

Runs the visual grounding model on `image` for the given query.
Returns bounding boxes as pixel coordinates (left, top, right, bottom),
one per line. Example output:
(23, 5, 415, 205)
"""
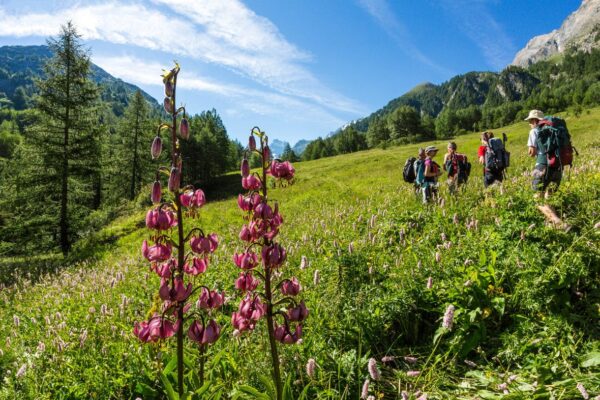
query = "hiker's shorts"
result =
(532, 164, 562, 191)
(484, 170, 503, 188)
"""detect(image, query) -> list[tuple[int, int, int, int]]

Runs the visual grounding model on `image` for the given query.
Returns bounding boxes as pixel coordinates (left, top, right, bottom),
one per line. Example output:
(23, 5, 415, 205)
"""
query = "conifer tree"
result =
(19, 22, 99, 254)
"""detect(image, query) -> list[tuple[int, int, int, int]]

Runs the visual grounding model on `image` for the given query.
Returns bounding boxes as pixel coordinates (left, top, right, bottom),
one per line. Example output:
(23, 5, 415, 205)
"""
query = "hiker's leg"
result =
(531, 164, 546, 193)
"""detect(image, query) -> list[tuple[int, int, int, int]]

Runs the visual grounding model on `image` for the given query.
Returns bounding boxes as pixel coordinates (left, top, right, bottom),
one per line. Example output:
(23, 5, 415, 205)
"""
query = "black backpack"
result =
(403, 157, 417, 183)
(445, 154, 471, 183)
(485, 137, 510, 173)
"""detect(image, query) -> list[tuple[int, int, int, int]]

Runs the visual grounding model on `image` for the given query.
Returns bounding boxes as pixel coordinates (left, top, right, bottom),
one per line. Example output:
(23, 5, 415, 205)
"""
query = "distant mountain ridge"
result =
(512, 0, 600, 67)
(269, 138, 309, 158)
(0, 45, 159, 114)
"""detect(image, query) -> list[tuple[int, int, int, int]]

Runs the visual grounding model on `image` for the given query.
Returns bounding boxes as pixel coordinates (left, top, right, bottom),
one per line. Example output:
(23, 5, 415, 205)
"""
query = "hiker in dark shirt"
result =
(478, 131, 503, 188)
(443, 142, 469, 194)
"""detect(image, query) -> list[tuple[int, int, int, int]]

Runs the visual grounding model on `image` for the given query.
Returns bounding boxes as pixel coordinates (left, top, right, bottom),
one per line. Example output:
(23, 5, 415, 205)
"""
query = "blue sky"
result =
(0, 0, 582, 145)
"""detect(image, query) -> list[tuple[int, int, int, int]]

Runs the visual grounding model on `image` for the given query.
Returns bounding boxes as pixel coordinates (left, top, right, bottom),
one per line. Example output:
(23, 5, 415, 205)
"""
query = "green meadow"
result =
(1, 107, 599, 399)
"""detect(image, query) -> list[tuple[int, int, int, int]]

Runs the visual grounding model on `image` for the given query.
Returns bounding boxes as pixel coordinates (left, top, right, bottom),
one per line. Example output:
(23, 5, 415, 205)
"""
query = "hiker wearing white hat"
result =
(525, 109, 562, 199)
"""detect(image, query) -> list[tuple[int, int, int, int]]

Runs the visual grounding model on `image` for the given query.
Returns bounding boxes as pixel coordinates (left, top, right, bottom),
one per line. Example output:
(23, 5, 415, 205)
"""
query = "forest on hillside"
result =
(302, 49, 600, 161)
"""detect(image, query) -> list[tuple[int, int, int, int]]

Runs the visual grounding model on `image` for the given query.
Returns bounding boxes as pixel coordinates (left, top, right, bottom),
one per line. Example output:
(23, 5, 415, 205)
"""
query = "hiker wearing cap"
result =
(478, 131, 504, 187)
(422, 146, 442, 203)
(526, 109, 562, 199)
(414, 148, 426, 194)
(443, 142, 470, 194)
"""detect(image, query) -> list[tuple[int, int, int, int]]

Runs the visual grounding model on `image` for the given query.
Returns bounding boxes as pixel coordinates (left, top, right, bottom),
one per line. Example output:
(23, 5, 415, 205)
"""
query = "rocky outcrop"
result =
(512, 0, 600, 67)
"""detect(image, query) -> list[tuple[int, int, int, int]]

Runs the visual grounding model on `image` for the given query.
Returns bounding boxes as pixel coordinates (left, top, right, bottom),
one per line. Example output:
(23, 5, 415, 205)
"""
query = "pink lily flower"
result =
(281, 277, 301, 296)
(233, 251, 259, 270)
(287, 300, 309, 322)
(196, 287, 225, 309)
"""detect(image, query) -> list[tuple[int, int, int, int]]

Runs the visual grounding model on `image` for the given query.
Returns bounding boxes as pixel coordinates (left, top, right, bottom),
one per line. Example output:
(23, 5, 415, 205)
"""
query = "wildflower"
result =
(407, 370, 421, 377)
(404, 356, 418, 364)
(367, 358, 380, 380)
(453, 213, 459, 224)
(183, 257, 208, 275)
(133, 315, 179, 343)
(179, 118, 189, 139)
(248, 135, 256, 151)
(37, 341, 46, 352)
(269, 160, 295, 181)
(141, 240, 172, 262)
(594, 221, 600, 230)
(507, 374, 518, 383)
(188, 319, 221, 345)
(168, 167, 181, 192)
(242, 174, 262, 190)
(435, 252, 441, 263)
(180, 189, 206, 208)
(262, 243, 287, 268)
(151, 136, 162, 159)
(576, 383, 589, 399)
(313, 270, 320, 285)
(13, 315, 19, 328)
(381, 355, 395, 363)
(163, 97, 173, 113)
(401, 391, 409, 400)
(273, 323, 302, 344)
(151, 180, 162, 203)
(442, 304, 455, 330)
(233, 251, 259, 270)
(426, 277, 433, 289)
(190, 234, 219, 255)
(361, 379, 370, 399)
(416, 394, 428, 400)
(287, 301, 309, 322)
(16, 364, 26, 378)
(196, 288, 225, 309)
(235, 272, 259, 292)
(146, 207, 177, 230)
(281, 277, 301, 296)
(306, 358, 316, 378)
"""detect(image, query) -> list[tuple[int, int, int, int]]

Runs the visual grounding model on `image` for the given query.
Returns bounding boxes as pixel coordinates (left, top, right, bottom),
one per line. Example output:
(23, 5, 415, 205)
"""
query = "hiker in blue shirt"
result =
(422, 146, 442, 204)
(526, 109, 562, 199)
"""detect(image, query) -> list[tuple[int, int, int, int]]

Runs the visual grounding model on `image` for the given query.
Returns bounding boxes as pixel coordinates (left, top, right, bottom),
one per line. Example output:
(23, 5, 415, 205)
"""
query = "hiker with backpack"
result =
(402, 148, 426, 196)
(422, 146, 442, 204)
(478, 131, 509, 188)
(526, 109, 575, 199)
(443, 142, 470, 194)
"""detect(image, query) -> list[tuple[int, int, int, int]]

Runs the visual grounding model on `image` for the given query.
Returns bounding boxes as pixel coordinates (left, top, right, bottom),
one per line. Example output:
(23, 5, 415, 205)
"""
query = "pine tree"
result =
(15, 22, 100, 255)
(109, 90, 152, 201)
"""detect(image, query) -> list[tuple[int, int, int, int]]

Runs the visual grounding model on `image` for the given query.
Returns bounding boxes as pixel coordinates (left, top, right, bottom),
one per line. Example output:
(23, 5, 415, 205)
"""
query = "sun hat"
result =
(425, 145, 438, 153)
(524, 109, 544, 121)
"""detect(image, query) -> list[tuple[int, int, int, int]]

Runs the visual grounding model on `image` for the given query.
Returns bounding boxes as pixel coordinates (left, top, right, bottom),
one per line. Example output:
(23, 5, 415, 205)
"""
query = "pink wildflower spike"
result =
(241, 158, 250, 178)
(306, 358, 316, 378)
(151, 180, 162, 204)
(361, 379, 370, 399)
(576, 383, 589, 399)
(368, 358, 380, 380)
(426, 276, 433, 289)
(151, 136, 162, 159)
(233, 251, 259, 270)
(281, 277, 301, 296)
(183, 257, 208, 275)
(287, 301, 309, 322)
(235, 272, 259, 292)
(407, 370, 421, 377)
(179, 118, 189, 139)
(442, 304, 455, 330)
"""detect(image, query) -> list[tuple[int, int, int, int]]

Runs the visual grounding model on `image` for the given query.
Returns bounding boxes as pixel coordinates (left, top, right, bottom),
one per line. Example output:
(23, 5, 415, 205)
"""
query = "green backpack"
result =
(535, 116, 576, 168)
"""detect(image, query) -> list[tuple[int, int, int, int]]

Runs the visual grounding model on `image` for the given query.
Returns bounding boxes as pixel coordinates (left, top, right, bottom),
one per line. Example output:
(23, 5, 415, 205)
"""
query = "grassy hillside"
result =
(1, 108, 599, 399)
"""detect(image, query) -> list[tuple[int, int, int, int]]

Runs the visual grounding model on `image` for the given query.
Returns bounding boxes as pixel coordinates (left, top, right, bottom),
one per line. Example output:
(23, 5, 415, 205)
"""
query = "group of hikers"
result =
(403, 109, 577, 204)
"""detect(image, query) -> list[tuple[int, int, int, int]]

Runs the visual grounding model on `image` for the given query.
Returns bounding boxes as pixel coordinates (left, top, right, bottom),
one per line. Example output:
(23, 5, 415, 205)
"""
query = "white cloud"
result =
(93, 54, 347, 126)
(356, 0, 453, 76)
(0, 1, 366, 116)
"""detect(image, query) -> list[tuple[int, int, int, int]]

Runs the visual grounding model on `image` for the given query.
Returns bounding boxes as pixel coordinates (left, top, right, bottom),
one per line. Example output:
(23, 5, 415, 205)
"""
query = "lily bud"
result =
(151, 136, 162, 159)
(165, 80, 174, 97)
(168, 167, 180, 192)
(263, 145, 271, 161)
(241, 158, 250, 178)
(179, 118, 189, 139)
(249, 135, 256, 151)
(151, 180, 161, 203)
(163, 97, 173, 114)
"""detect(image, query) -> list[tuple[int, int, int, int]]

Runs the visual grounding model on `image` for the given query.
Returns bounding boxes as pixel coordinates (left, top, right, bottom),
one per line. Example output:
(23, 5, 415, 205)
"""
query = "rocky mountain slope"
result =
(512, 0, 600, 67)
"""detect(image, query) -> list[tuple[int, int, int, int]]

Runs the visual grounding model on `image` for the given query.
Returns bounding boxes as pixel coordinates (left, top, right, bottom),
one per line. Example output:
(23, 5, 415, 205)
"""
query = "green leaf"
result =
(237, 385, 271, 400)
(160, 372, 180, 400)
(581, 351, 600, 368)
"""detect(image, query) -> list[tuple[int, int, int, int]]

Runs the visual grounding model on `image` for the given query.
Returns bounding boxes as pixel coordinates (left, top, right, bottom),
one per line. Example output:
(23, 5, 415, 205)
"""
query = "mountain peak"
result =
(511, 0, 600, 67)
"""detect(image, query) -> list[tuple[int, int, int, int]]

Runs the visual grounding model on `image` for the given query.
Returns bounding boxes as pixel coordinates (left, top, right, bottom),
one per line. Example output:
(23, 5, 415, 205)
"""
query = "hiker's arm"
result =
(528, 146, 536, 157)
(424, 164, 432, 177)
(478, 155, 484, 164)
